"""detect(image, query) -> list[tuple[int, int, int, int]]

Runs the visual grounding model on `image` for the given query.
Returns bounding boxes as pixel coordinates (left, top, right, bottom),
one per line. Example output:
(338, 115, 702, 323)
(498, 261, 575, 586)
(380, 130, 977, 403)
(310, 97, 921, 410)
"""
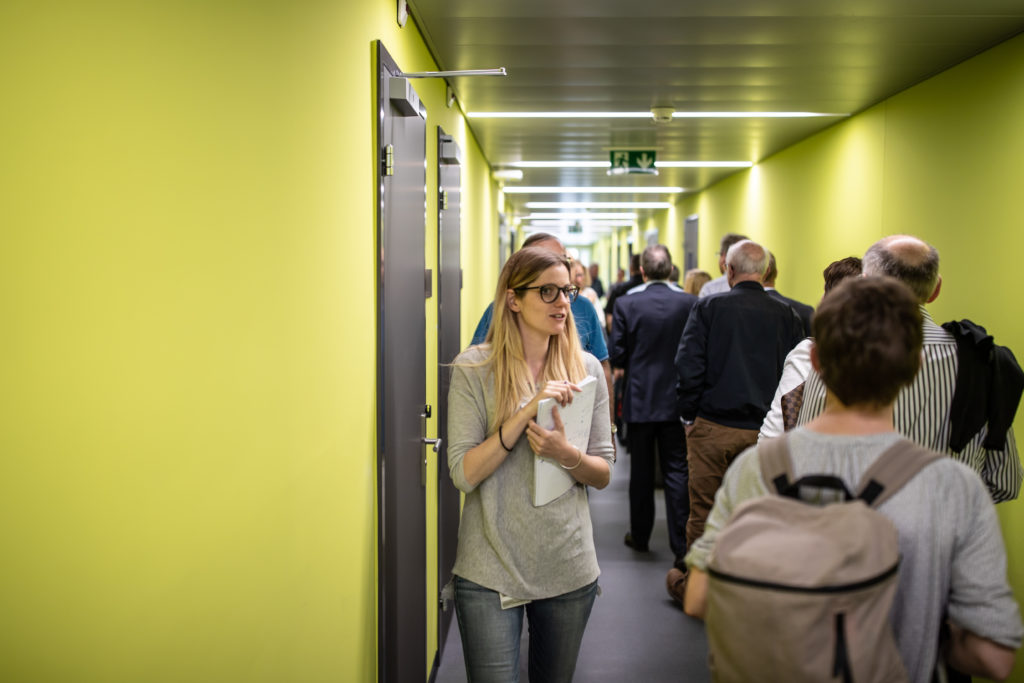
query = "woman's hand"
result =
(526, 405, 575, 465)
(522, 380, 581, 420)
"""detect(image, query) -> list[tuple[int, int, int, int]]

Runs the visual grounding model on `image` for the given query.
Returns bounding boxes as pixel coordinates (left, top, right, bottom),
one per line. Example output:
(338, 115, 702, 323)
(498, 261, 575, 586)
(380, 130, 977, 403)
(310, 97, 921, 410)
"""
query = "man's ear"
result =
(506, 289, 520, 312)
(926, 275, 942, 303)
(810, 342, 821, 373)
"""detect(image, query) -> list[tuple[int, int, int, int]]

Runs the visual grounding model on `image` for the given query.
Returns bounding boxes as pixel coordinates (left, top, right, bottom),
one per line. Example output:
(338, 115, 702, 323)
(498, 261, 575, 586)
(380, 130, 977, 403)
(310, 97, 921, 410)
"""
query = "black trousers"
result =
(627, 420, 689, 561)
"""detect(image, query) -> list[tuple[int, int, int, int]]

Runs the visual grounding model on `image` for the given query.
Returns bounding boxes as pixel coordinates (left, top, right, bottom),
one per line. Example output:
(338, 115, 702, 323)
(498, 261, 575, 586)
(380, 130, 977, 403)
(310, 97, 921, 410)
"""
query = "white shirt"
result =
(758, 337, 813, 440)
(795, 308, 1023, 502)
(698, 274, 729, 297)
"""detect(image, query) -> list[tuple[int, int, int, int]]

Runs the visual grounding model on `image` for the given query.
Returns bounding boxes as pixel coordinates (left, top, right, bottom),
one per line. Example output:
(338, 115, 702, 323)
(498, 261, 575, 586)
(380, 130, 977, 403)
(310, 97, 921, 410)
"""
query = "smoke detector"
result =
(651, 106, 675, 123)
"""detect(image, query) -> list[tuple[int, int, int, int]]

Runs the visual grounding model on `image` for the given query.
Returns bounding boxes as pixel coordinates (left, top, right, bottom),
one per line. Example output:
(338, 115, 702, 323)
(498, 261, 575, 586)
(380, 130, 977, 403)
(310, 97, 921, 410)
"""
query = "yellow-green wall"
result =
(671, 31, 1024, 680)
(0, 0, 497, 681)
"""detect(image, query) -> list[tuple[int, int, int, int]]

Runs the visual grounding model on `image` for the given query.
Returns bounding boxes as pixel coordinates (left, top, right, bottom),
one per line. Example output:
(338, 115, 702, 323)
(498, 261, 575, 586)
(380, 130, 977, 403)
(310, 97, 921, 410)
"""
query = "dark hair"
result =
(763, 252, 778, 283)
(862, 236, 939, 302)
(641, 245, 672, 280)
(812, 277, 923, 408)
(822, 257, 862, 293)
(629, 253, 641, 273)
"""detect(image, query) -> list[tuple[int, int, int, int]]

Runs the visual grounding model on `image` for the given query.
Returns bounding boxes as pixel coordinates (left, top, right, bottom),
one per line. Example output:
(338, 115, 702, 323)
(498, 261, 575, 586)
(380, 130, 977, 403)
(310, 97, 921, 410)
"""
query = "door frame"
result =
(375, 41, 428, 683)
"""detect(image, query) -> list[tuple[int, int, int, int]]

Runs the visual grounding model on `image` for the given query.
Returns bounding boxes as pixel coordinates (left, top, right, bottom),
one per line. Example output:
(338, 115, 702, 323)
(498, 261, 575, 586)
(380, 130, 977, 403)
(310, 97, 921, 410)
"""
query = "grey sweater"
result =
(686, 428, 1023, 683)
(447, 346, 615, 600)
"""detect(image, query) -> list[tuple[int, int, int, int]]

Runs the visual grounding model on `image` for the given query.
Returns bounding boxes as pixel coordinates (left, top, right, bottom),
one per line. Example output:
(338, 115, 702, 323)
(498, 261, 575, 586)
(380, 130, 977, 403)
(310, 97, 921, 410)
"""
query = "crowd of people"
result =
(444, 230, 1023, 682)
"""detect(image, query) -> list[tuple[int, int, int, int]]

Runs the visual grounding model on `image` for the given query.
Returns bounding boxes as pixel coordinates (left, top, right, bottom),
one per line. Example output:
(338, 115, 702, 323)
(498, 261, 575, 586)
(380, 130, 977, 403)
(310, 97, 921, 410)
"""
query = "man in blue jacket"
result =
(470, 233, 613, 422)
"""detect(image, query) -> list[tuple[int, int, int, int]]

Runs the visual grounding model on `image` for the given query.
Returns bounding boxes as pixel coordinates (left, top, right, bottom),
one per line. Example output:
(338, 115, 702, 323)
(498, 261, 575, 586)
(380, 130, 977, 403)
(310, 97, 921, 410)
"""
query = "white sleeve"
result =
(759, 339, 813, 441)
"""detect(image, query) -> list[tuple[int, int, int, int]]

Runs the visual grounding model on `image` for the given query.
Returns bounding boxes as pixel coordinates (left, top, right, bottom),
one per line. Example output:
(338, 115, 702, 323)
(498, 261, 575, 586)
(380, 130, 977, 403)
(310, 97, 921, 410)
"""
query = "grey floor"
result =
(434, 438, 711, 682)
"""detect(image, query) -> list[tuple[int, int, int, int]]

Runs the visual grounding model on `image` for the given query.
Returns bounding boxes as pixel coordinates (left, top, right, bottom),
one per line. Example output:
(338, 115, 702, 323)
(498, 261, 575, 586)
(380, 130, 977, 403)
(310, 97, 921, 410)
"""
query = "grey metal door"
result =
(684, 214, 700, 272)
(435, 127, 462, 662)
(376, 42, 428, 683)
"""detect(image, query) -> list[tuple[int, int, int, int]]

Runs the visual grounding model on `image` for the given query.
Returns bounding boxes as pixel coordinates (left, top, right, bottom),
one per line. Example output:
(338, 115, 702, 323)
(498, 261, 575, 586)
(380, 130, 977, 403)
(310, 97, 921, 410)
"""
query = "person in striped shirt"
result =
(794, 234, 1022, 502)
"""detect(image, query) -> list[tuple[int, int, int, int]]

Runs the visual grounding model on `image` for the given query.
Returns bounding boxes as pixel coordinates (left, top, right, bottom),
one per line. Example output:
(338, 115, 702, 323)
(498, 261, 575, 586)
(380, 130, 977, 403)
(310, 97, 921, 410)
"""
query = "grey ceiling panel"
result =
(407, 0, 1024, 237)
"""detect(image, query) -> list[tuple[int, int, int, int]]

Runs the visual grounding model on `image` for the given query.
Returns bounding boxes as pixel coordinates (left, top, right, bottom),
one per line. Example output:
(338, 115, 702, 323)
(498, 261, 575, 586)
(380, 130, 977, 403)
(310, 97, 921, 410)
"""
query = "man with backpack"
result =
(681, 276, 1022, 682)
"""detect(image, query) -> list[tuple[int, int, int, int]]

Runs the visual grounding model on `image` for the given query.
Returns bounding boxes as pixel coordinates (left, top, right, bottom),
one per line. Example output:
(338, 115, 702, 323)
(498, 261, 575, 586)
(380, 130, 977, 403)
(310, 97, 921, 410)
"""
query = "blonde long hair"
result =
(477, 247, 587, 430)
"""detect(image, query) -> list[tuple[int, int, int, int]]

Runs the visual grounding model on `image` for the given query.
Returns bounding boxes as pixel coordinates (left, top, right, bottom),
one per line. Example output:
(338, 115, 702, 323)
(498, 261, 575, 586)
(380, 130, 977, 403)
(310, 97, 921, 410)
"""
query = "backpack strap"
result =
(856, 439, 943, 508)
(757, 435, 796, 495)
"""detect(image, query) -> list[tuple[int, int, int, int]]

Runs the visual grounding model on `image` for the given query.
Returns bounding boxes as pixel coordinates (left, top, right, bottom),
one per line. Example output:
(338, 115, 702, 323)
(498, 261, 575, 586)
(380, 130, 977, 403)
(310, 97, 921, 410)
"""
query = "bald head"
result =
(522, 232, 566, 258)
(725, 239, 769, 287)
(862, 234, 940, 303)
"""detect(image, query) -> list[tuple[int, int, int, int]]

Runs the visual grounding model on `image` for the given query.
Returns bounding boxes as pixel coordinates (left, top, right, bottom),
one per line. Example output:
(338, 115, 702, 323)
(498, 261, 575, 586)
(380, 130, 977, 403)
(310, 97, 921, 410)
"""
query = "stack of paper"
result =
(533, 375, 598, 506)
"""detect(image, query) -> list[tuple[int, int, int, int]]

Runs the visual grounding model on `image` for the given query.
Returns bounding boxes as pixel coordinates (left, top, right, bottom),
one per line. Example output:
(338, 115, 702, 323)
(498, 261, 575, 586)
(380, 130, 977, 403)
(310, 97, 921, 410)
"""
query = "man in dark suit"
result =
(610, 245, 697, 568)
(763, 251, 814, 336)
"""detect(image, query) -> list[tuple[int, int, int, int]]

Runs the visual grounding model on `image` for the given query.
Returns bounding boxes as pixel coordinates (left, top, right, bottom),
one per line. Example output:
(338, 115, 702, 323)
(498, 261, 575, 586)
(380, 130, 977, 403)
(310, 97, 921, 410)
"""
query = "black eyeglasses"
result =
(517, 284, 579, 303)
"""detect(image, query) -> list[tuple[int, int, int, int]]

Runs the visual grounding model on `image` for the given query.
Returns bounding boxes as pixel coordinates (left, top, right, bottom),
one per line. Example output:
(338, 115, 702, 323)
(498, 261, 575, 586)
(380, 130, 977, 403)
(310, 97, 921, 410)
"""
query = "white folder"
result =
(533, 375, 597, 506)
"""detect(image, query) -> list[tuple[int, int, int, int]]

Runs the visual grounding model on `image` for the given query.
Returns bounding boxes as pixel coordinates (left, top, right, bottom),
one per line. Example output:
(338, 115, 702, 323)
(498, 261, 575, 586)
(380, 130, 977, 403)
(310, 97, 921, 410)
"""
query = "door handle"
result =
(421, 437, 442, 486)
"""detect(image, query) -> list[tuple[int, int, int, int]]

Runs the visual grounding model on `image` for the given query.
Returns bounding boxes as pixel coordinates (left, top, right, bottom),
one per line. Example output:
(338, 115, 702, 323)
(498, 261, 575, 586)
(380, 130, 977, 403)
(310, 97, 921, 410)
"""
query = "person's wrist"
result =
(561, 446, 584, 471)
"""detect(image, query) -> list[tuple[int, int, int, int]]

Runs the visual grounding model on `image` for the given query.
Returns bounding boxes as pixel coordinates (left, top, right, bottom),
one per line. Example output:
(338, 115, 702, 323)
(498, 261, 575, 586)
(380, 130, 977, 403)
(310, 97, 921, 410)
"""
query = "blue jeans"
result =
(454, 576, 599, 683)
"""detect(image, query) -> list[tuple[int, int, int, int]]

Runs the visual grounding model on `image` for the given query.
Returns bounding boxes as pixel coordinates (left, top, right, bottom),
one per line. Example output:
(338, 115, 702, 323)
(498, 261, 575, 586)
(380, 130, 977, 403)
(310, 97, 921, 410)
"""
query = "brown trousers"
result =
(685, 417, 759, 549)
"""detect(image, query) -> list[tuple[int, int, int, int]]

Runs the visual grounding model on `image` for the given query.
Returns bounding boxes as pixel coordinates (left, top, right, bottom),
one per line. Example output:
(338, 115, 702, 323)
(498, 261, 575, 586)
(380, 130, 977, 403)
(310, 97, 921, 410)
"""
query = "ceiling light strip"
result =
(526, 201, 673, 209)
(508, 161, 753, 168)
(504, 186, 683, 194)
(468, 111, 845, 119)
(524, 213, 638, 219)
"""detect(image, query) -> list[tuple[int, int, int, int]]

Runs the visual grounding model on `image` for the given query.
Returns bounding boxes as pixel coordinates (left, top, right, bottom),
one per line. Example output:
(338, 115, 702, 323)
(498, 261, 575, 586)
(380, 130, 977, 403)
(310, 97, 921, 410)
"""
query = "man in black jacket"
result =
(669, 239, 803, 603)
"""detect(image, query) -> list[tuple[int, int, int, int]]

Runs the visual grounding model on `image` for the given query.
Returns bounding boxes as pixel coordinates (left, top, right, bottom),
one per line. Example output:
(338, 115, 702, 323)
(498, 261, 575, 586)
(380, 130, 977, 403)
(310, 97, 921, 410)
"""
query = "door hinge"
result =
(439, 189, 448, 211)
(382, 144, 394, 177)
(425, 268, 433, 299)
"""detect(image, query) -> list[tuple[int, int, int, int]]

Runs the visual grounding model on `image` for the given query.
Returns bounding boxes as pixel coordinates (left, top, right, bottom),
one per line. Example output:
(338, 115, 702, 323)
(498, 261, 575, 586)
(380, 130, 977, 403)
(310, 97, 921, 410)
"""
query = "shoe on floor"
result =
(623, 532, 649, 552)
(666, 567, 688, 607)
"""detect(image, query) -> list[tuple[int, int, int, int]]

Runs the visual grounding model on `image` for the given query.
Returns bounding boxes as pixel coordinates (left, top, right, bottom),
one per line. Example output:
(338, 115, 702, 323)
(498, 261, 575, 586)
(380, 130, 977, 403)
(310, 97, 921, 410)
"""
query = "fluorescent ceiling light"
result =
(527, 219, 637, 225)
(468, 111, 845, 119)
(657, 161, 754, 168)
(527, 221, 635, 229)
(673, 112, 843, 118)
(469, 112, 653, 119)
(504, 186, 683, 194)
(524, 213, 637, 220)
(493, 169, 524, 181)
(526, 201, 673, 209)
(512, 161, 609, 168)
(509, 160, 753, 169)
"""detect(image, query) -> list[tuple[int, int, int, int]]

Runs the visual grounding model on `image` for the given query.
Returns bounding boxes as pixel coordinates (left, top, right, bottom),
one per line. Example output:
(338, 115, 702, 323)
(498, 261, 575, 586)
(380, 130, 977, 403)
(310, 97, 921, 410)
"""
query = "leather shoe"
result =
(623, 532, 649, 552)
(666, 567, 688, 607)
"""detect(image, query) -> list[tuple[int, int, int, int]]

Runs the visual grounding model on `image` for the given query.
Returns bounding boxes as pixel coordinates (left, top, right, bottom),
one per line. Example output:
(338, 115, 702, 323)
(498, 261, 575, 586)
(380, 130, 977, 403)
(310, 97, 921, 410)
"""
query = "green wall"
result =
(671, 31, 1024, 681)
(0, 0, 497, 680)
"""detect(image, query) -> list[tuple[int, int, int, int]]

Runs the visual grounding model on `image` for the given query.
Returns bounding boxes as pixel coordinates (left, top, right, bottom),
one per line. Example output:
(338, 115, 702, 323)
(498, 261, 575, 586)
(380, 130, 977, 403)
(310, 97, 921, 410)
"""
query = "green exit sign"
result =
(610, 150, 657, 174)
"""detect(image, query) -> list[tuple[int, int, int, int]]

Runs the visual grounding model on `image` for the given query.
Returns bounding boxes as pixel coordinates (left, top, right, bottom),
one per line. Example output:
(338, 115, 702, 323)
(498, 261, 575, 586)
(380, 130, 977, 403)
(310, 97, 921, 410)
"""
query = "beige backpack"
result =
(705, 436, 941, 683)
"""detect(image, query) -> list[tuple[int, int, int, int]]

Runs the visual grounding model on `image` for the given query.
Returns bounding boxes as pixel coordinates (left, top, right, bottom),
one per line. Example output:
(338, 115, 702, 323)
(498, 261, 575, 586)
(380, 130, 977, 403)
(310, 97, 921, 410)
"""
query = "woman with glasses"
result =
(447, 246, 615, 682)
